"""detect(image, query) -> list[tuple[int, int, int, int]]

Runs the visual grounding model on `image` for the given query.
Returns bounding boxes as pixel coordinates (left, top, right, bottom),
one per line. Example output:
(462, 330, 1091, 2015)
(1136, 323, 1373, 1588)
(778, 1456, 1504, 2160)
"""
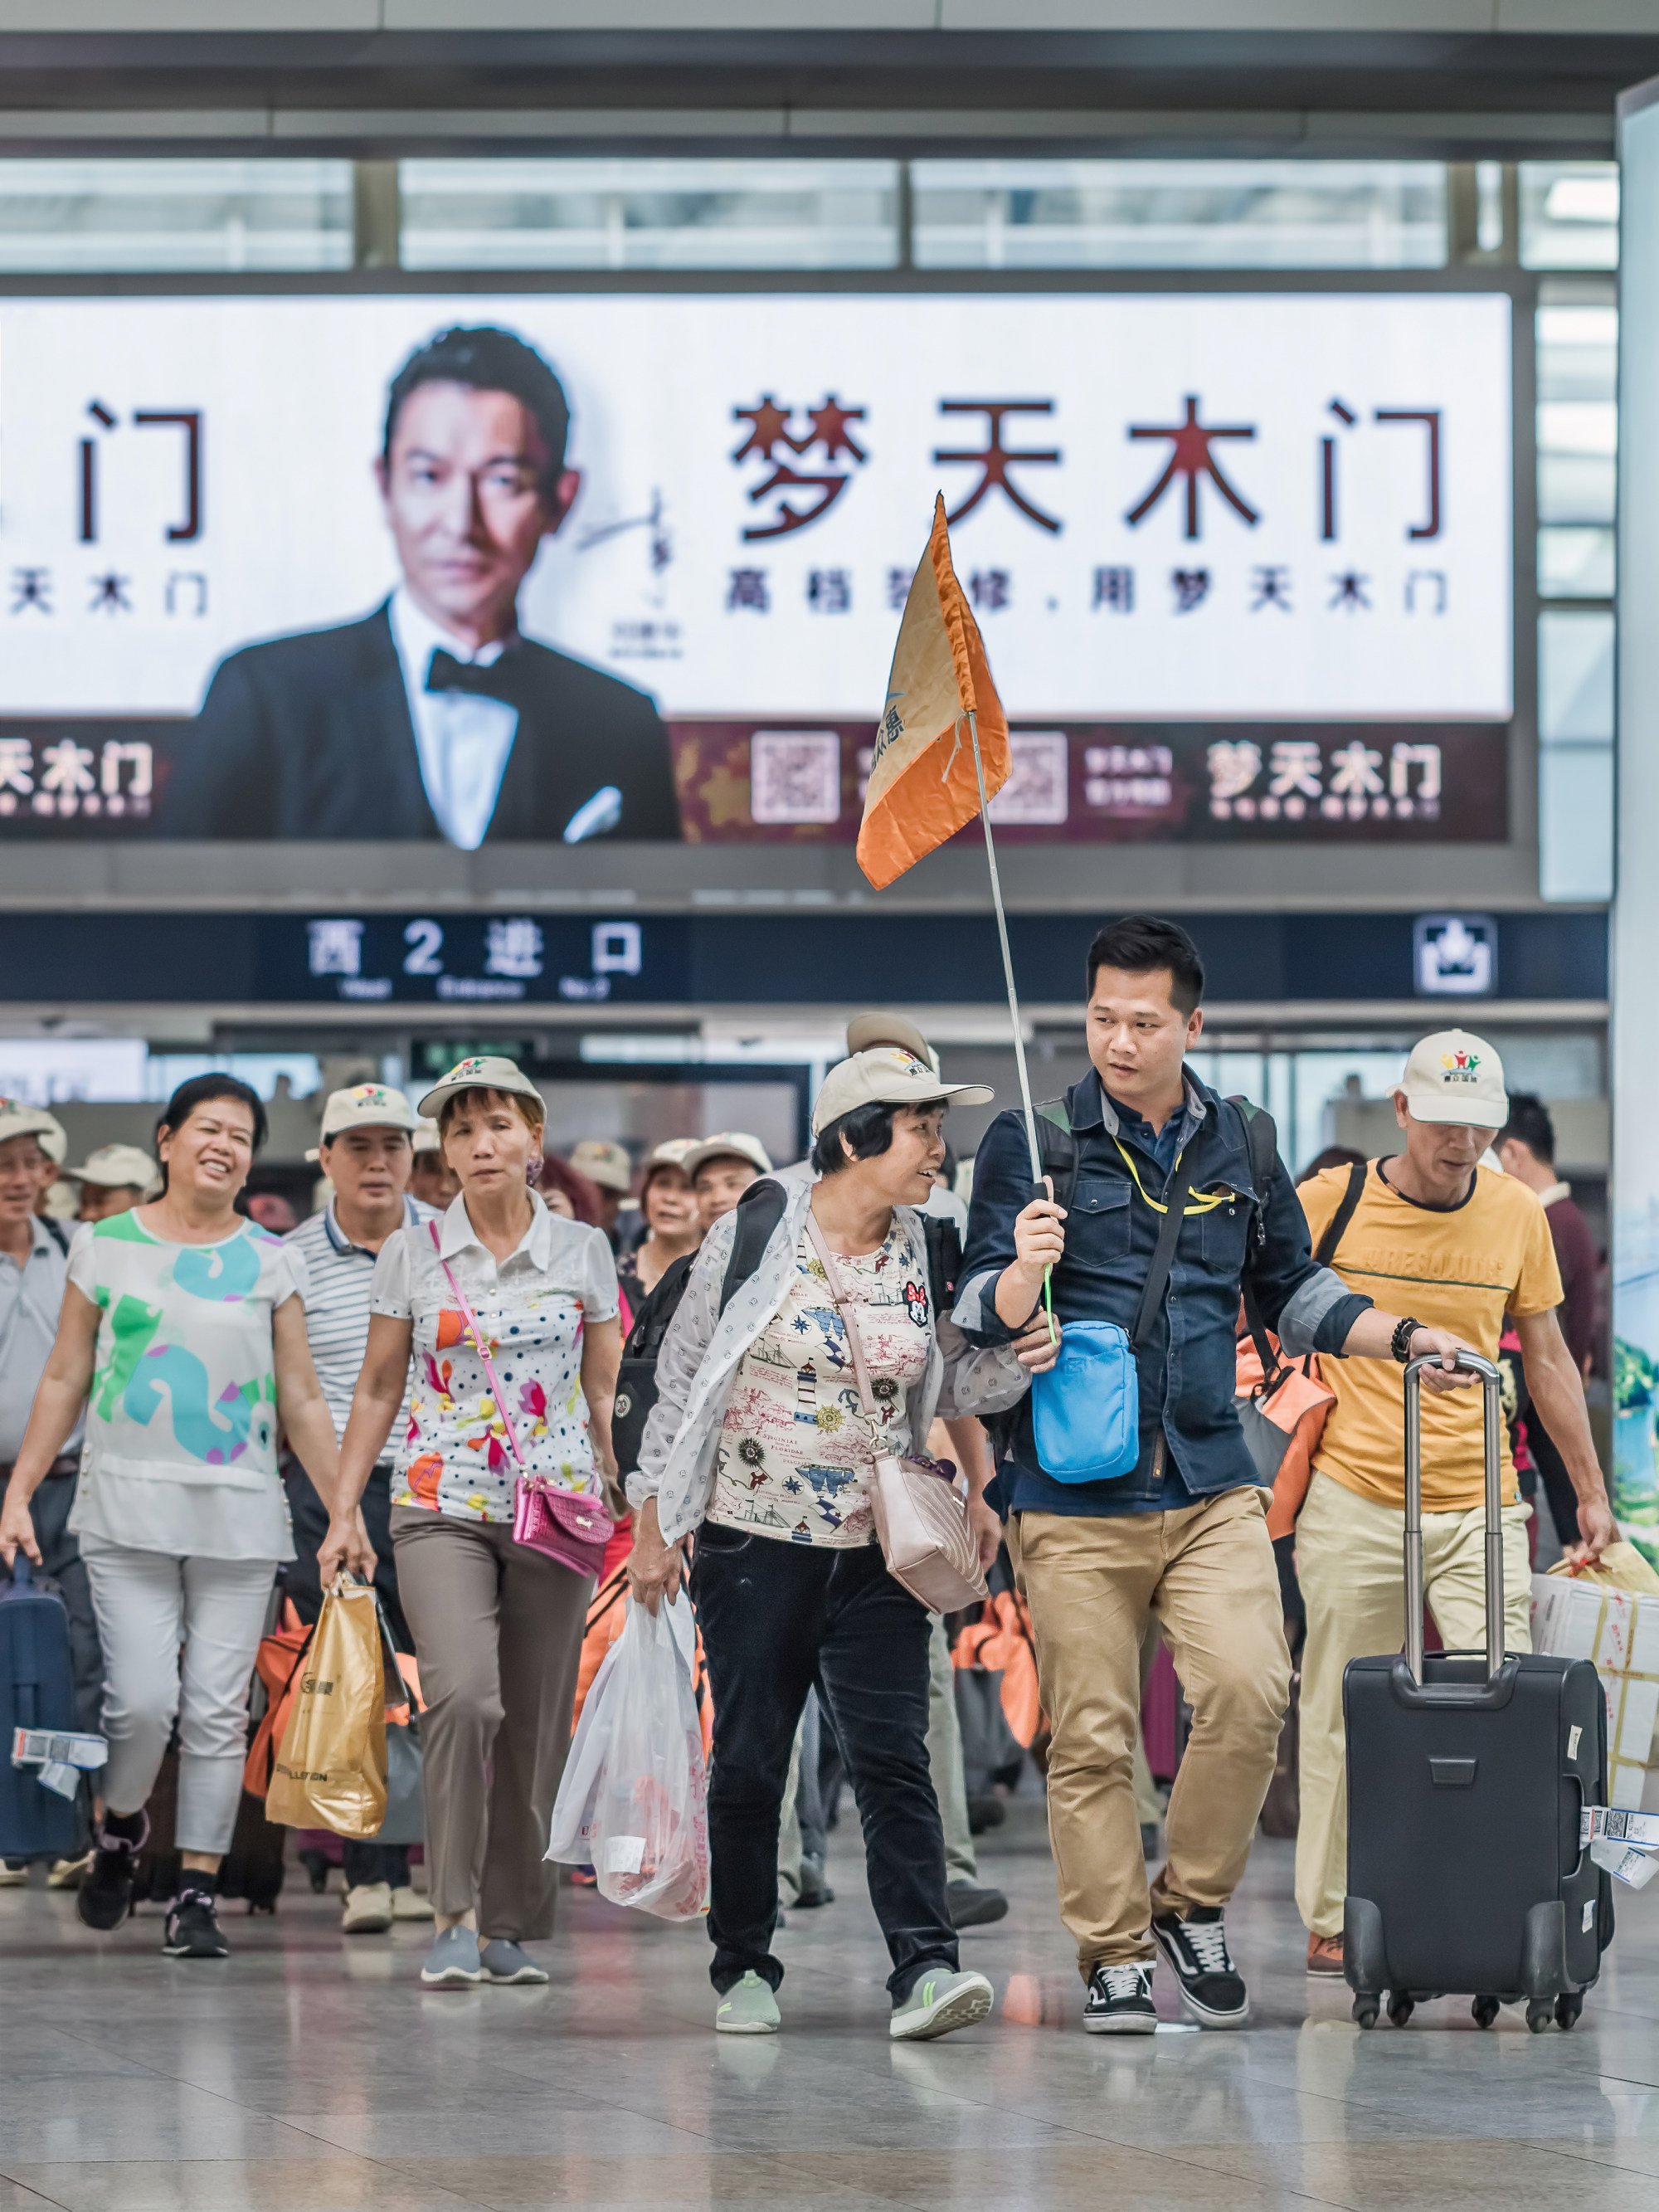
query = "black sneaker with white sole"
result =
(1151, 1907, 1248, 2026)
(1083, 1961, 1158, 2034)
(163, 1887, 230, 1960)
(76, 1813, 148, 1933)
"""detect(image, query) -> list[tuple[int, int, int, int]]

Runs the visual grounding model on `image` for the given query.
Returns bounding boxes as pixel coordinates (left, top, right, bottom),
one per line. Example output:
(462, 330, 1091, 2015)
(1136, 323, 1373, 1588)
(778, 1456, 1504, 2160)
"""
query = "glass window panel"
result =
(911, 159, 1447, 269)
(1536, 306, 1618, 527)
(1520, 161, 1619, 270)
(1535, 305, 1618, 402)
(1539, 525, 1615, 600)
(0, 159, 352, 273)
(1540, 741, 1614, 902)
(1540, 610, 1615, 744)
(399, 158, 899, 270)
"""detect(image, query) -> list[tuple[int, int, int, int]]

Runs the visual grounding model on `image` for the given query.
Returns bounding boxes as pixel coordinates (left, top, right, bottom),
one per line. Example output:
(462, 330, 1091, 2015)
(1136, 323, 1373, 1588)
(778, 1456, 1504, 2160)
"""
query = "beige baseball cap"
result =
(845, 1011, 939, 1074)
(0, 1099, 64, 1152)
(812, 1047, 993, 1136)
(569, 1138, 632, 1195)
(684, 1131, 775, 1181)
(1400, 1030, 1509, 1131)
(412, 1117, 442, 1155)
(305, 1081, 420, 1161)
(69, 1143, 158, 1191)
(416, 1055, 546, 1123)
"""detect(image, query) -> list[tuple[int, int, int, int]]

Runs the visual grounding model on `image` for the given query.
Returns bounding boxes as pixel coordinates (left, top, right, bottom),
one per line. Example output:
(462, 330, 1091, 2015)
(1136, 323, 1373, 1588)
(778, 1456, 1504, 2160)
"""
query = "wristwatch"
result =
(1391, 1316, 1423, 1365)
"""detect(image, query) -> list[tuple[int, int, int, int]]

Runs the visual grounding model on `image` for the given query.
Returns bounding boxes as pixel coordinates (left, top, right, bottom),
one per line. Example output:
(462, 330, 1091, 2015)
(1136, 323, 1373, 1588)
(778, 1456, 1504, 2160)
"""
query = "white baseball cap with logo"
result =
(0, 1098, 64, 1152)
(416, 1055, 547, 1123)
(569, 1138, 633, 1195)
(69, 1143, 158, 1191)
(305, 1081, 420, 1162)
(844, 1011, 941, 1075)
(812, 1047, 994, 1136)
(1399, 1030, 1509, 1131)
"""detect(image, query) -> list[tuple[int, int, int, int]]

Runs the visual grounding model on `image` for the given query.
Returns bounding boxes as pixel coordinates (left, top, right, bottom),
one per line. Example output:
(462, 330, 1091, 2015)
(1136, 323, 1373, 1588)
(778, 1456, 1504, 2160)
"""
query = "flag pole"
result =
(967, 708, 1041, 1182)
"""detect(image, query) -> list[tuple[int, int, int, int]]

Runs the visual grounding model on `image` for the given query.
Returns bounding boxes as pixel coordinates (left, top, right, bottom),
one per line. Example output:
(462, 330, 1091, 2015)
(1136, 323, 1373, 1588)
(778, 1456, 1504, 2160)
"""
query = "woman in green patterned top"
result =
(0, 1074, 358, 1962)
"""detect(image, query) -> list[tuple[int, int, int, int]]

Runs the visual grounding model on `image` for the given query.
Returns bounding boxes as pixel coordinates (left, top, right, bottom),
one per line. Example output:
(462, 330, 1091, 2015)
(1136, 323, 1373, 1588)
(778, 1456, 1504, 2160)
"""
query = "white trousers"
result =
(81, 1538, 275, 1856)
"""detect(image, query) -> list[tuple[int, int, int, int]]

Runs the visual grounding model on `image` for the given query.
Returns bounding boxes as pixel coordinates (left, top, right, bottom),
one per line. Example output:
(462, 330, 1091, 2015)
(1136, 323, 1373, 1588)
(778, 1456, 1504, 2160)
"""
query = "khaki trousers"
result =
(391, 1507, 591, 1940)
(1008, 1485, 1290, 1974)
(1293, 1471, 1533, 1939)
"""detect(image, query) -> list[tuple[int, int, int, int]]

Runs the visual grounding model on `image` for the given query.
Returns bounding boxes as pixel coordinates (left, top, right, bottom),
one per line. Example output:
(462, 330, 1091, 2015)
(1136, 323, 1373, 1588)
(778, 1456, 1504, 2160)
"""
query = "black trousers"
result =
(691, 1524, 958, 2004)
(284, 1460, 411, 1891)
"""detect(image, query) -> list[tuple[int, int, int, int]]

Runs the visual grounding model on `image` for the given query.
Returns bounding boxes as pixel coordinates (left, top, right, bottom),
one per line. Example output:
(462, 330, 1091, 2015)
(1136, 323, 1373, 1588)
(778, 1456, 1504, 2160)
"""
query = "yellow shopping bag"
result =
(265, 1578, 387, 1837)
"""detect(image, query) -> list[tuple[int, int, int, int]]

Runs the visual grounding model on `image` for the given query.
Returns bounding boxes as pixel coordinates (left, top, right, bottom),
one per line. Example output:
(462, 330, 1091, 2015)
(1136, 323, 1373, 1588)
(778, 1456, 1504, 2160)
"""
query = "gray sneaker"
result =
(480, 1938, 549, 1985)
(889, 1968, 995, 2042)
(715, 1971, 781, 2034)
(420, 1926, 484, 1987)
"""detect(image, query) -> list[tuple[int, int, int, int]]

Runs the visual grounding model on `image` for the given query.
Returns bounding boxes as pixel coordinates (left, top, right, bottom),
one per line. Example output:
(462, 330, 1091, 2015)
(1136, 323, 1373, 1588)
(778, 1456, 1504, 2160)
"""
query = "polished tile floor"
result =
(1, 1801, 1657, 2211)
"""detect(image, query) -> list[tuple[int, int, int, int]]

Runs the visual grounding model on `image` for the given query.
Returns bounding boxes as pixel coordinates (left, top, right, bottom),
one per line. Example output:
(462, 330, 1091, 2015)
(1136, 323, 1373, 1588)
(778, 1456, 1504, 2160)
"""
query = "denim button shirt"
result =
(953, 1069, 1371, 1518)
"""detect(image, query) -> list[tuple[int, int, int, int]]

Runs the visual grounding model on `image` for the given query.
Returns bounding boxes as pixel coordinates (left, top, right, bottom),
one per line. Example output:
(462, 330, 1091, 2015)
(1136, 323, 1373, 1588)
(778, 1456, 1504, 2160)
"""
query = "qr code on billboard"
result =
(749, 731, 844, 824)
(987, 733, 1070, 826)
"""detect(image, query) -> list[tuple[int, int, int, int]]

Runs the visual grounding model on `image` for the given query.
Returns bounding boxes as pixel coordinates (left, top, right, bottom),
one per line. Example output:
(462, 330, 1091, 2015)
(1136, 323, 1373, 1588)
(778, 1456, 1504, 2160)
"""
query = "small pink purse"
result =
(426, 1220, 611, 1580)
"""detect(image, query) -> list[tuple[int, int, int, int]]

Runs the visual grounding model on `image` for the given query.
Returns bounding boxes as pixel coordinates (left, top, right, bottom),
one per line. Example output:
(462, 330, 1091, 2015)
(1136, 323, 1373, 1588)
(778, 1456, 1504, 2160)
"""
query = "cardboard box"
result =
(1531, 1574, 1659, 1810)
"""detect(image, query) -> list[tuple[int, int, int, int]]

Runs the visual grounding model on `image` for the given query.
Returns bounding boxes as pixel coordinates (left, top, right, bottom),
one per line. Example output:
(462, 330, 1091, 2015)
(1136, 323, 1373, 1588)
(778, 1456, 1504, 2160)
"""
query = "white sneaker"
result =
(391, 1883, 434, 1922)
(889, 1968, 994, 2042)
(716, 1971, 781, 2034)
(342, 1881, 395, 1934)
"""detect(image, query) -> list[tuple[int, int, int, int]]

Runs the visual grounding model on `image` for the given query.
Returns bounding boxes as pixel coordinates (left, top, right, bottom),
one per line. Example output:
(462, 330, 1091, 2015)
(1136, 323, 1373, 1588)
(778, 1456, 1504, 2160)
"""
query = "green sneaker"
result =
(889, 1968, 994, 2042)
(715, 1971, 781, 2034)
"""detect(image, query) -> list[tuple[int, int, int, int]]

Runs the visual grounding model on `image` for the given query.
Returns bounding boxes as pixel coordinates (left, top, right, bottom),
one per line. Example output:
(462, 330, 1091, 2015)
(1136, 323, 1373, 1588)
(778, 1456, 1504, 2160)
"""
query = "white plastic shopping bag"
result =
(547, 1591, 710, 1921)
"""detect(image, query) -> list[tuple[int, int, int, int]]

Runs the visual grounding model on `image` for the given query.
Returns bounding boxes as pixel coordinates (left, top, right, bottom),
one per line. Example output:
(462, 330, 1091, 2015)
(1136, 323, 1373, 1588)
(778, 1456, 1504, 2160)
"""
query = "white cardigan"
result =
(628, 1176, 1028, 1543)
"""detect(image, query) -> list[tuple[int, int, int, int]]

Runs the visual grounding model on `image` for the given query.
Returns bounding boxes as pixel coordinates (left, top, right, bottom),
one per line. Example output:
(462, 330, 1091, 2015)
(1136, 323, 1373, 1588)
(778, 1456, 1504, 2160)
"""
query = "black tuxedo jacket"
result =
(161, 602, 681, 840)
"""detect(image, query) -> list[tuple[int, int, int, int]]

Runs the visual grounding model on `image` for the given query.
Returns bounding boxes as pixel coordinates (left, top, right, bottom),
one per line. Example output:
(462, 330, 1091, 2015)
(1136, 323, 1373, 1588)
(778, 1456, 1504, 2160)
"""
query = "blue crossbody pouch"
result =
(1029, 1151, 1197, 1484)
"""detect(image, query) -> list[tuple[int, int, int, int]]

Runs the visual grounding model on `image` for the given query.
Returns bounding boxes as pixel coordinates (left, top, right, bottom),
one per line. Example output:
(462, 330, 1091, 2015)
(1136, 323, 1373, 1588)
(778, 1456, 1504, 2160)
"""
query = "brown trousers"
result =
(390, 1506, 591, 1940)
(1008, 1485, 1291, 1973)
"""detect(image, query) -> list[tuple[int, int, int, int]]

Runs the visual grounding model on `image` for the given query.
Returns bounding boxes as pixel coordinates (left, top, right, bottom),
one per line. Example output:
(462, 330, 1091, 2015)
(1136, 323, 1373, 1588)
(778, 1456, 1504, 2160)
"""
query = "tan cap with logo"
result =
(0, 1098, 64, 1150)
(683, 1131, 775, 1181)
(569, 1138, 633, 1195)
(844, 1011, 939, 1074)
(416, 1055, 547, 1123)
(1400, 1030, 1509, 1131)
(811, 1047, 993, 1136)
(305, 1083, 421, 1163)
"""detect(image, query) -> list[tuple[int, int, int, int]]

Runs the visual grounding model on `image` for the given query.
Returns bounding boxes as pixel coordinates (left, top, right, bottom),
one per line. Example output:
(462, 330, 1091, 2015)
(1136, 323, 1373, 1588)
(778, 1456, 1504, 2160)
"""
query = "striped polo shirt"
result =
(285, 1195, 435, 1445)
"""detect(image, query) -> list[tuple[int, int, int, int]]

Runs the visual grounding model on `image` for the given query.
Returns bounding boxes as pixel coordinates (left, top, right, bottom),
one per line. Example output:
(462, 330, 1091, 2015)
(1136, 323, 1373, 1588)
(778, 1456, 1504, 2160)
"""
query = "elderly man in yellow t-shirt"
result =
(1294, 1030, 1614, 1978)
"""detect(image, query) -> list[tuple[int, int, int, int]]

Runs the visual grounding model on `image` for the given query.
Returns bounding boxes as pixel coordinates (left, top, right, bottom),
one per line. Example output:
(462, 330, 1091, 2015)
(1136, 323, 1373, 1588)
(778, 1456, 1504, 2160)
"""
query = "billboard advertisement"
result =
(0, 290, 1514, 846)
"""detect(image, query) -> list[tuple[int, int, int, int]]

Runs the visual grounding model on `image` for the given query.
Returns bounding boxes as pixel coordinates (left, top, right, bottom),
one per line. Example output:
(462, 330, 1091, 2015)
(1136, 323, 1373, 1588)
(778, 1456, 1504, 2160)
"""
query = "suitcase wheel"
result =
(1525, 1999, 1554, 2034)
(1351, 1995, 1381, 2029)
(1555, 1991, 1583, 2032)
(1472, 1995, 1500, 2029)
(1386, 1994, 1414, 2029)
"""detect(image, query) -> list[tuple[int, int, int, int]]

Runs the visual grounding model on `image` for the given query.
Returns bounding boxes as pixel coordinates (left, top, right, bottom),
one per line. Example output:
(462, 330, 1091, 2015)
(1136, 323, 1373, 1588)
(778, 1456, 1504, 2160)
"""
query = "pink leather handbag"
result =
(804, 1216, 988, 1615)
(426, 1220, 610, 1580)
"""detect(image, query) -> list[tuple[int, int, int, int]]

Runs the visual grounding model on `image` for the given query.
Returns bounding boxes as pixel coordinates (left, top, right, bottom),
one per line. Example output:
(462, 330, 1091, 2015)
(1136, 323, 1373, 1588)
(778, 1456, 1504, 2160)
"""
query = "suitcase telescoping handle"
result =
(1402, 1350, 1505, 1687)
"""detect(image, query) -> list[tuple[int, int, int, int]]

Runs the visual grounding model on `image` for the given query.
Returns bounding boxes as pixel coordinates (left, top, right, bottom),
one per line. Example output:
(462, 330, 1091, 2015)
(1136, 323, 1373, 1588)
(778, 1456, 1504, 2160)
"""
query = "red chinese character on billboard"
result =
(732, 395, 868, 540)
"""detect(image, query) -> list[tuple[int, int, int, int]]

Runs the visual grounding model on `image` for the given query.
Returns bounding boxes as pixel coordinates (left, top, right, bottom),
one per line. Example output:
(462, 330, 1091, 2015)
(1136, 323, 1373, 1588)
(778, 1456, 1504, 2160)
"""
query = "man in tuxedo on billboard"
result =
(163, 324, 680, 844)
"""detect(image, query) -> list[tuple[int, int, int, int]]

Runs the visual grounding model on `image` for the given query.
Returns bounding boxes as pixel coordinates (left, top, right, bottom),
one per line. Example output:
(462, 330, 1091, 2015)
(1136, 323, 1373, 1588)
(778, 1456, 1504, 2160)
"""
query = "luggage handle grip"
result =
(1387, 1654, 1519, 1711)
(1402, 1352, 1505, 1688)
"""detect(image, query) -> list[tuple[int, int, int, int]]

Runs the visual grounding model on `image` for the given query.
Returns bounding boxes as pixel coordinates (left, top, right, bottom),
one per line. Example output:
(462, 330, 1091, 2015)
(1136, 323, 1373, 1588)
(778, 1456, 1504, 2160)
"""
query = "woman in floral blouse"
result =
(324, 1056, 621, 1989)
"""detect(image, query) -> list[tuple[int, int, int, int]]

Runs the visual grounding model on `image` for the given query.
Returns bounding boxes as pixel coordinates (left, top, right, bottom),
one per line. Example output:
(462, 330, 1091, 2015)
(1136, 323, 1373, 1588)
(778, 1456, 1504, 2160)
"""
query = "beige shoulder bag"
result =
(804, 1212, 988, 1615)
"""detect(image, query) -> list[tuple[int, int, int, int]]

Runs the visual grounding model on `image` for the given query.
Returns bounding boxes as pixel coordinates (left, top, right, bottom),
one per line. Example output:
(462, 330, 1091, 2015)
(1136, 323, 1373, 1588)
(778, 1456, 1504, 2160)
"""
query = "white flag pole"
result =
(966, 708, 1043, 1184)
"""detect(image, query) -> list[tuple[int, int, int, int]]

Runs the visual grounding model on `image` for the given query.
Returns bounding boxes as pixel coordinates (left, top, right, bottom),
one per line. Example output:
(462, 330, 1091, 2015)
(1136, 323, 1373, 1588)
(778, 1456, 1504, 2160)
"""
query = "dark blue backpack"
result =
(0, 1556, 81, 1862)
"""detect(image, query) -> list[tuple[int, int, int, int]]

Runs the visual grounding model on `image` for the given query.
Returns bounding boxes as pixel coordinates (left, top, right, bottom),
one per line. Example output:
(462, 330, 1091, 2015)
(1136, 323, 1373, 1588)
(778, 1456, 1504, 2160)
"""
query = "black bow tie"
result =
(426, 646, 519, 699)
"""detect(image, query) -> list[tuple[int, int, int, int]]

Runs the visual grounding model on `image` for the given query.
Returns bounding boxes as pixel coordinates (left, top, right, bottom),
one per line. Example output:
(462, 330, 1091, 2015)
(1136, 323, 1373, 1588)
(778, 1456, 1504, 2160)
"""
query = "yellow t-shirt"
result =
(1299, 1160, 1563, 1513)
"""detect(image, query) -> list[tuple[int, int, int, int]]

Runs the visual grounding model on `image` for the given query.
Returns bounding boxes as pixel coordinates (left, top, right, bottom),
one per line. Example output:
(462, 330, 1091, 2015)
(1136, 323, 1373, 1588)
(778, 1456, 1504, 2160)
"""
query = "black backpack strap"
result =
(719, 1177, 790, 1316)
(1129, 1154, 1198, 1352)
(1033, 1095, 1080, 1214)
(1314, 1158, 1368, 1268)
(1224, 1095, 1287, 1390)
(922, 1213, 963, 1318)
(41, 1216, 70, 1256)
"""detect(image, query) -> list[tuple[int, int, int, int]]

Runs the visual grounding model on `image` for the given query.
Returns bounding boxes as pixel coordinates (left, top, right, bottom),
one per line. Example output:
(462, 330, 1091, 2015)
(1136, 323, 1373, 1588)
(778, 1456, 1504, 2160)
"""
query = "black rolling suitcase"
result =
(1344, 1352, 1613, 2032)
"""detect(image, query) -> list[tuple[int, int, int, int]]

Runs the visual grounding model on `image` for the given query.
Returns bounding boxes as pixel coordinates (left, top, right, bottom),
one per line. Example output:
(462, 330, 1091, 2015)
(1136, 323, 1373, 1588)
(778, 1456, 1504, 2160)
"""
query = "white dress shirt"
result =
(389, 589, 521, 851)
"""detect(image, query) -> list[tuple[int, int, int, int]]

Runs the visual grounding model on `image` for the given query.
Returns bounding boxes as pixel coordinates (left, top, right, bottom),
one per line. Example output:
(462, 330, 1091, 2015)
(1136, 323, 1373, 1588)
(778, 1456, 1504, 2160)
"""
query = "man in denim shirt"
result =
(956, 916, 1473, 2033)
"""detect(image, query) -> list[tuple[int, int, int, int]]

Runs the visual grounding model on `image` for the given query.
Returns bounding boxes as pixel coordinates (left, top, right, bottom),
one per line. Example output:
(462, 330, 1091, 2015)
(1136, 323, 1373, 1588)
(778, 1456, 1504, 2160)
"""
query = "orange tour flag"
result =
(856, 495, 1011, 890)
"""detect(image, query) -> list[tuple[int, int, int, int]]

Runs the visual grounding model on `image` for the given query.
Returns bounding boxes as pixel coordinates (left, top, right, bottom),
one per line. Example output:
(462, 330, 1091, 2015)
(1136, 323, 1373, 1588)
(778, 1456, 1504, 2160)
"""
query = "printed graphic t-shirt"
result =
(708, 1215, 932, 1547)
(370, 1191, 619, 1523)
(1299, 1160, 1564, 1513)
(66, 1208, 303, 1561)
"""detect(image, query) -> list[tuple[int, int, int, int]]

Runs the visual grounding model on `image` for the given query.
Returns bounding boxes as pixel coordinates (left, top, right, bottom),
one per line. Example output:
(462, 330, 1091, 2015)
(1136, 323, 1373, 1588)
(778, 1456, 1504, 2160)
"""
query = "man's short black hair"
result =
(1086, 915, 1205, 1016)
(383, 325, 572, 495)
(1498, 1091, 1555, 1166)
(810, 1102, 898, 1177)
